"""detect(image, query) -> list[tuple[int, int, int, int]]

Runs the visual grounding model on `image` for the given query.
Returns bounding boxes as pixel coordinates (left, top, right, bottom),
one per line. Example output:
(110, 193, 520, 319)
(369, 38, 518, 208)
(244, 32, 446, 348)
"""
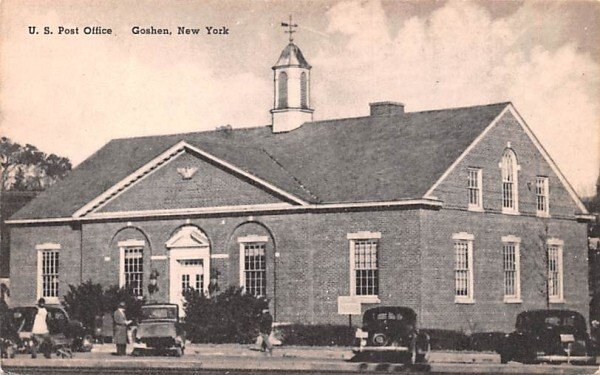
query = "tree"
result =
(0, 137, 71, 192)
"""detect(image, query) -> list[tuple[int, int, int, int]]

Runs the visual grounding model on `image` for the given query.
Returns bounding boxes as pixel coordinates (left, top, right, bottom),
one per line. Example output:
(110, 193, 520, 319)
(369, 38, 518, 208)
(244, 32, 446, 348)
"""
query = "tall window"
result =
(468, 168, 483, 210)
(300, 72, 308, 108)
(352, 239, 379, 296)
(502, 236, 521, 302)
(548, 240, 564, 303)
(453, 233, 474, 303)
(278, 72, 288, 108)
(180, 259, 203, 292)
(124, 247, 144, 296)
(536, 176, 549, 216)
(41, 250, 59, 299)
(501, 149, 518, 213)
(243, 243, 266, 296)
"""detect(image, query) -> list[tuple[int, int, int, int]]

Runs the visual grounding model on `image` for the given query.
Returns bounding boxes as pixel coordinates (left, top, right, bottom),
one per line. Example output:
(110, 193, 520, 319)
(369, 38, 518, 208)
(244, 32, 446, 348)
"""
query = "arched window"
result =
(300, 72, 308, 108)
(501, 149, 518, 212)
(278, 72, 288, 109)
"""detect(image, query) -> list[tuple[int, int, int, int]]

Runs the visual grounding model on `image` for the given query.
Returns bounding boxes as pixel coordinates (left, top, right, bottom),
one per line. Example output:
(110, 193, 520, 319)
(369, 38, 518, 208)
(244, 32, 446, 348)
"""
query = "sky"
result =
(1, 0, 599, 196)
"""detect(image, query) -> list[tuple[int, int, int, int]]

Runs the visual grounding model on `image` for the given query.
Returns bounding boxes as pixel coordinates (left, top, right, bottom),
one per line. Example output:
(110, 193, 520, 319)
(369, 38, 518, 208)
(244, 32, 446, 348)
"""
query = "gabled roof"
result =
(11, 102, 512, 220)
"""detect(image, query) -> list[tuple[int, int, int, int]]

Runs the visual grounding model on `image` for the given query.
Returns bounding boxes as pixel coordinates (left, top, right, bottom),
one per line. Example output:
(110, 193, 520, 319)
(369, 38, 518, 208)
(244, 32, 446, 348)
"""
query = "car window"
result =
(142, 307, 177, 320)
(545, 316, 561, 326)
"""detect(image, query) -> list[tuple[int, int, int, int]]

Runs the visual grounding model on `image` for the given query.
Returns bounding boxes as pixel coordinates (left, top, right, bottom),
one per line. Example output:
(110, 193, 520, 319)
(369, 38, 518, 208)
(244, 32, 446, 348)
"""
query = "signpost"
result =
(337, 296, 362, 327)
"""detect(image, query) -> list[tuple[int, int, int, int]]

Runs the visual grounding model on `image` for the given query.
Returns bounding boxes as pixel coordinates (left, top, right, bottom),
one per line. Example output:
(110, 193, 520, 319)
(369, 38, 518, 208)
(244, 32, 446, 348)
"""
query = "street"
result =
(2, 345, 600, 375)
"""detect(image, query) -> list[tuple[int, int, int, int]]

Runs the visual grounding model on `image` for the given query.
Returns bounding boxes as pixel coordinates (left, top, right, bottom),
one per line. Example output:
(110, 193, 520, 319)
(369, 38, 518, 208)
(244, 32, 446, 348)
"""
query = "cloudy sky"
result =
(1, 0, 599, 196)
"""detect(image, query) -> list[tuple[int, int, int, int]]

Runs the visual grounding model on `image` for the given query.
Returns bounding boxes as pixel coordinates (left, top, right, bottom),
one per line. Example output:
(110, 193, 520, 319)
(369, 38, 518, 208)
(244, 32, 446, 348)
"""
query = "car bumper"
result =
(352, 346, 409, 354)
(536, 354, 596, 364)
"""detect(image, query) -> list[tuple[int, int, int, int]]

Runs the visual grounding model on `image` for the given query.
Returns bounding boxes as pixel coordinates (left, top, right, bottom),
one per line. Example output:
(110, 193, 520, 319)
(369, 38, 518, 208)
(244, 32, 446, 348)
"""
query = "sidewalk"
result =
(91, 342, 499, 363)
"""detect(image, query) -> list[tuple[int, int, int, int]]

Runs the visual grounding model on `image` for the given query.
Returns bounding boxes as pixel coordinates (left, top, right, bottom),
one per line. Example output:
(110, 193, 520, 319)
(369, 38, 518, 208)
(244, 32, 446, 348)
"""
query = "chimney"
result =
(369, 101, 405, 116)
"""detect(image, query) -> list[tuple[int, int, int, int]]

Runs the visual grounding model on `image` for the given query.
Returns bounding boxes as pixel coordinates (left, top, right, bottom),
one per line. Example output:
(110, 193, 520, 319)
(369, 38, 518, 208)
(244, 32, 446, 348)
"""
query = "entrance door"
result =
(178, 258, 204, 300)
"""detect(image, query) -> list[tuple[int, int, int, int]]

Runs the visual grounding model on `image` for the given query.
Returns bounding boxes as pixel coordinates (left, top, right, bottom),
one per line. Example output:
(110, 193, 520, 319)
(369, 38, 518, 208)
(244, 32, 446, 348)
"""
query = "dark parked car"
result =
(132, 303, 186, 356)
(353, 306, 430, 364)
(9, 305, 93, 354)
(498, 309, 596, 364)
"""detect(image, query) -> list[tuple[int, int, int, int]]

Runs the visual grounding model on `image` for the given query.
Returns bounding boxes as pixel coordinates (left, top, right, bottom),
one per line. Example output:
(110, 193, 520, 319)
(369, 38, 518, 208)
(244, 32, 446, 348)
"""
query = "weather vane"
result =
(281, 14, 298, 43)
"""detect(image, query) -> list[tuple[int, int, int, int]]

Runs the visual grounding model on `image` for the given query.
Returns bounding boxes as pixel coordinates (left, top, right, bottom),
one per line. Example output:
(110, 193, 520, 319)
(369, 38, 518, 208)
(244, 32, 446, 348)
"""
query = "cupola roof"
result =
(273, 43, 311, 69)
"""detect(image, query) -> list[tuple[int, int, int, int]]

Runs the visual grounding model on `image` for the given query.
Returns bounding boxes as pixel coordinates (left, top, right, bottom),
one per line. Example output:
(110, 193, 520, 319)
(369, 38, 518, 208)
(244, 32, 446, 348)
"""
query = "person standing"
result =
(113, 302, 131, 356)
(258, 308, 273, 355)
(31, 298, 51, 359)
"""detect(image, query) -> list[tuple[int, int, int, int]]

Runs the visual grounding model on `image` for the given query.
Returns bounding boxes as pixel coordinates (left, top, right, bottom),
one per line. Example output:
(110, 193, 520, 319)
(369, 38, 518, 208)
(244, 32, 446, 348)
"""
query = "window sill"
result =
(501, 209, 520, 216)
(536, 212, 551, 218)
(41, 297, 60, 305)
(468, 206, 484, 213)
(455, 298, 475, 304)
(504, 297, 522, 304)
(352, 295, 381, 304)
(549, 298, 565, 304)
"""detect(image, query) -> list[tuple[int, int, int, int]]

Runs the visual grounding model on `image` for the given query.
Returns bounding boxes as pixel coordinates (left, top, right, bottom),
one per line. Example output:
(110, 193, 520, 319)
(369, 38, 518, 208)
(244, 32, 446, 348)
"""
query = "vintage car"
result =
(353, 306, 430, 364)
(132, 303, 186, 356)
(498, 309, 596, 364)
(8, 305, 93, 354)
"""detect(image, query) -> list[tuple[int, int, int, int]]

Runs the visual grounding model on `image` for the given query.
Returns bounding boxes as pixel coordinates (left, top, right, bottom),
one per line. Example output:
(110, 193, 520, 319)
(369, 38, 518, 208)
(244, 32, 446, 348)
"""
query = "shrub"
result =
(103, 285, 146, 322)
(469, 332, 506, 352)
(421, 329, 470, 351)
(277, 324, 355, 346)
(63, 281, 145, 329)
(184, 286, 268, 343)
(63, 280, 104, 330)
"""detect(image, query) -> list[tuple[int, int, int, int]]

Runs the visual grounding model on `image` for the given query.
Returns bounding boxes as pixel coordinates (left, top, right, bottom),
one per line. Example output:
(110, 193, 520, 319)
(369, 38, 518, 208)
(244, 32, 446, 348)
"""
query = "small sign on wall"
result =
(337, 296, 362, 315)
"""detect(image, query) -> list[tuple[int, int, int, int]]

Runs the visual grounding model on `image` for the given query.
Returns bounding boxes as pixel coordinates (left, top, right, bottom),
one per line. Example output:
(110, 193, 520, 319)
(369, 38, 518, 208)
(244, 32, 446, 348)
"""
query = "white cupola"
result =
(270, 17, 314, 133)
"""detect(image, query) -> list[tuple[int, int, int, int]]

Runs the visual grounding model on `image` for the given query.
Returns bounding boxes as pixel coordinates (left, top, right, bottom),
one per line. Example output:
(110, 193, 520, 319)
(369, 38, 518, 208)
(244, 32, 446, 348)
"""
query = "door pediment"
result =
(166, 226, 209, 249)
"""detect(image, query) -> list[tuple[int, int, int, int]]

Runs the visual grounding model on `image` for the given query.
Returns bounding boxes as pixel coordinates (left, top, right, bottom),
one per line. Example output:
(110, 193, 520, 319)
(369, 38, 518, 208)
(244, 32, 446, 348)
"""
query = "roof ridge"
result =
(305, 101, 512, 126)
(112, 125, 271, 142)
(259, 148, 321, 203)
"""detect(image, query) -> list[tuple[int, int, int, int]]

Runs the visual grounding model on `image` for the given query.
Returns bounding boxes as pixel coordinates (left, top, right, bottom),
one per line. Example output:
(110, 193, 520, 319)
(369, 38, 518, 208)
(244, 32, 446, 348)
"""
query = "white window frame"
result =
(453, 232, 474, 304)
(547, 238, 565, 303)
(500, 148, 520, 215)
(502, 235, 521, 303)
(36, 243, 61, 304)
(536, 176, 550, 217)
(467, 167, 483, 211)
(238, 235, 269, 297)
(348, 232, 381, 303)
(118, 239, 145, 297)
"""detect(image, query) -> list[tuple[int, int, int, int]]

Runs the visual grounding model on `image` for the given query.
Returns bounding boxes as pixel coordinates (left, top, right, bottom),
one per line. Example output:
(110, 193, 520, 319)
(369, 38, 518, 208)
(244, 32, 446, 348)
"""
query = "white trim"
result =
(35, 243, 61, 250)
(452, 232, 475, 241)
(454, 236, 475, 304)
(575, 214, 596, 221)
(346, 231, 381, 240)
(6, 198, 443, 224)
(467, 167, 484, 212)
(210, 253, 229, 259)
(118, 239, 145, 247)
(151, 255, 167, 260)
(547, 239, 565, 303)
(424, 105, 511, 198)
(547, 238, 565, 246)
(508, 105, 589, 214)
(349, 237, 380, 298)
(238, 237, 268, 294)
(501, 235, 521, 243)
(502, 237, 521, 303)
(500, 148, 520, 215)
(72, 140, 308, 217)
(237, 235, 269, 243)
(37, 247, 60, 304)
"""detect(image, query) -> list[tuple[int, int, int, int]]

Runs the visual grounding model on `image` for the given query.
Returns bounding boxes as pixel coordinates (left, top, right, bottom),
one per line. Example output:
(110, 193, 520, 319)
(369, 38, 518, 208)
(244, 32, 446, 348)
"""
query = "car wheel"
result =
(371, 333, 389, 347)
(80, 335, 93, 352)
